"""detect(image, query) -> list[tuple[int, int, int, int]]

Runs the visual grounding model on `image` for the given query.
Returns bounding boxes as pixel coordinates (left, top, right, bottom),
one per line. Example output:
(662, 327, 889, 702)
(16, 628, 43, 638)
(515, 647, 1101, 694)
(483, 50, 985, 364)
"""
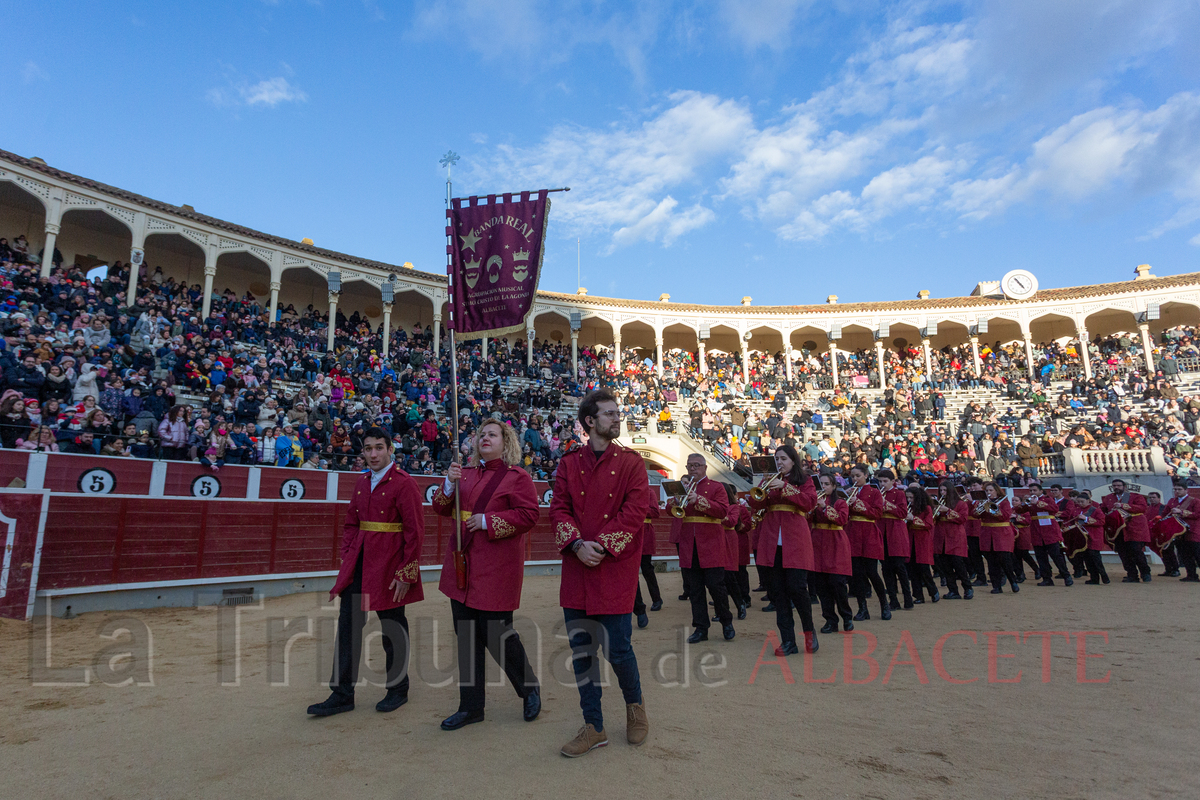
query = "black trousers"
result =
(1160, 540, 1181, 573)
(632, 554, 662, 615)
(967, 536, 987, 582)
(851, 556, 887, 611)
(881, 554, 912, 605)
(1069, 551, 1089, 576)
(737, 566, 751, 602)
(811, 571, 853, 627)
(1120, 539, 1151, 579)
(765, 550, 814, 643)
(724, 570, 746, 609)
(1034, 543, 1071, 582)
(1179, 540, 1200, 578)
(1084, 548, 1109, 581)
(331, 554, 409, 698)
(450, 599, 537, 713)
(985, 550, 1019, 590)
(938, 554, 973, 594)
(906, 561, 938, 600)
(1014, 548, 1039, 578)
(682, 543, 731, 630)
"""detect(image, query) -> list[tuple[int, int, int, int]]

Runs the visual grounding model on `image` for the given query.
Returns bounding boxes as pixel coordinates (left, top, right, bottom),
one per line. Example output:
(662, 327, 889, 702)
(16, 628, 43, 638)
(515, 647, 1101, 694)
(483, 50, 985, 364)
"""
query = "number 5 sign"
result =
(280, 479, 306, 500)
(78, 468, 116, 495)
(191, 475, 222, 498)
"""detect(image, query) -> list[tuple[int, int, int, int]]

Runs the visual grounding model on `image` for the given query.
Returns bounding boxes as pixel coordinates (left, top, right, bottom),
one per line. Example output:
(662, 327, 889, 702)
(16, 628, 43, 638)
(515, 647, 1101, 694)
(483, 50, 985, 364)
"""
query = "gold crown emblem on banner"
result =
(513, 248, 530, 262)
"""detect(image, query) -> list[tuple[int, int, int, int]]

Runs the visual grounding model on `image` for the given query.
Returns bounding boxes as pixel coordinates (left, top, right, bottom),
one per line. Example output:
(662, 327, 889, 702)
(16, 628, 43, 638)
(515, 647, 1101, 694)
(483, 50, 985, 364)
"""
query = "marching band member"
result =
(669, 454, 735, 643)
(846, 464, 890, 621)
(633, 495, 664, 630)
(933, 481, 973, 599)
(552, 389, 652, 757)
(904, 485, 939, 604)
(1070, 490, 1109, 585)
(1101, 478, 1152, 583)
(974, 481, 1021, 594)
(433, 419, 542, 730)
(308, 427, 425, 718)
(964, 476, 990, 587)
(1011, 502, 1038, 583)
(735, 497, 755, 609)
(1052, 483, 1088, 579)
(1145, 490, 1180, 577)
(719, 484, 750, 621)
(1165, 483, 1200, 582)
(748, 444, 820, 655)
(1025, 481, 1073, 587)
(876, 469, 914, 611)
(811, 474, 855, 633)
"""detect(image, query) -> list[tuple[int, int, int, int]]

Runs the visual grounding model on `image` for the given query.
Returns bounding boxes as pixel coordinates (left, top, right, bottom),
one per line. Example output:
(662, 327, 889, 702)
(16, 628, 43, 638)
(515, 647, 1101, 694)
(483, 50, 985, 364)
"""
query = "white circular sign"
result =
(79, 468, 116, 495)
(280, 479, 306, 500)
(191, 475, 222, 498)
(424, 484, 440, 505)
(1001, 269, 1038, 300)
(541, 488, 554, 507)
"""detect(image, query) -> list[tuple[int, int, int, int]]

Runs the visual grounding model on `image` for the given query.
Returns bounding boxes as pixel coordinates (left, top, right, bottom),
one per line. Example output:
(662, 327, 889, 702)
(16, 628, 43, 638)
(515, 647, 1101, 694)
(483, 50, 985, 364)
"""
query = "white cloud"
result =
(717, 0, 811, 50)
(21, 61, 48, 84)
(206, 75, 308, 108)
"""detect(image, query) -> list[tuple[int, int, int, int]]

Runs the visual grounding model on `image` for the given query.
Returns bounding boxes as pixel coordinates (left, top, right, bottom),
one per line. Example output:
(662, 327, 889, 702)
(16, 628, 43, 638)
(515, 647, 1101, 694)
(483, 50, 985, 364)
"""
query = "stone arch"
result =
(705, 323, 741, 358)
(531, 309, 572, 346)
(0, 180, 48, 258)
(618, 319, 656, 356)
(746, 324, 784, 355)
(929, 319, 970, 350)
(213, 250, 272, 304)
(839, 323, 875, 354)
(1156, 300, 1200, 332)
(1027, 311, 1076, 343)
(57, 207, 133, 270)
(143, 231, 206, 287)
(662, 322, 698, 354)
(788, 325, 828, 355)
(1083, 307, 1139, 338)
(577, 313, 614, 351)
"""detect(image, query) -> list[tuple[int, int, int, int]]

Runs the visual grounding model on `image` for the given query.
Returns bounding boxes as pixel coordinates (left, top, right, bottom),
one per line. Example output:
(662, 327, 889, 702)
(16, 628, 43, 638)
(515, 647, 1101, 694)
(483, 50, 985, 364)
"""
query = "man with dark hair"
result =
(308, 426, 425, 717)
(552, 389, 651, 758)
(1101, 478, 1151, 583)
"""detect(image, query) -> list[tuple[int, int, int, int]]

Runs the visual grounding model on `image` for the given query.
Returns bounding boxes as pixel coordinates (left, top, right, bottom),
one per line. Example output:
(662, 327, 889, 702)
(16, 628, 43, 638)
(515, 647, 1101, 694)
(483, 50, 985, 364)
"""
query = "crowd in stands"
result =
(2, 238, 1198, 487)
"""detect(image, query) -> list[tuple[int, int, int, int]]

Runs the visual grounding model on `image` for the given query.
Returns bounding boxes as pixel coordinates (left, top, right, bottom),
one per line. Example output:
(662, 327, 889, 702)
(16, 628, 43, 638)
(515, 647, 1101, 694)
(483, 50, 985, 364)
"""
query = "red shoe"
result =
(804, 631, 819, 654)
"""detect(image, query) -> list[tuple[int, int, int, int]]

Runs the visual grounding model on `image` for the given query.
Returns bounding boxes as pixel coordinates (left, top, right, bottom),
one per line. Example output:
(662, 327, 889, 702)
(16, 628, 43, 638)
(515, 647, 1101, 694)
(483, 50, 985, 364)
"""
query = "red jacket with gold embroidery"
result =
(432, 459, 540, 612)
(747, 477, 816, 570)
(550, 441, 651, 615)
(330, 465, 425, 611)
(669, 476, 730, 569)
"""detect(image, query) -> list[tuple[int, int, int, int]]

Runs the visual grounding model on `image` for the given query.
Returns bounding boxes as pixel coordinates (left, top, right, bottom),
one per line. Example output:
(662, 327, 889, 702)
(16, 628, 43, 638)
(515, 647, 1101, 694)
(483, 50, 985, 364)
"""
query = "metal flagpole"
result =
(440, 150, 465, 563)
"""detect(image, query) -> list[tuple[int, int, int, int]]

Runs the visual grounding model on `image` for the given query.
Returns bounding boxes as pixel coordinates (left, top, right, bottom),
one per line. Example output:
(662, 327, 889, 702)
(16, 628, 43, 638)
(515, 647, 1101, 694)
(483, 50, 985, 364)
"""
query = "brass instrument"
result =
(974, 497, 1002, 516)
(670, 477, 699, 518)
(750, 471, 783, 502)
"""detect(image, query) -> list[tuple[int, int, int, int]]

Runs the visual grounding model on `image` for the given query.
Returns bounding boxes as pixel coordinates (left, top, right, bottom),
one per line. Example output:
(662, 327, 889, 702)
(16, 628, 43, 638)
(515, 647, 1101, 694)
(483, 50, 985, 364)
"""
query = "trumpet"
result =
(671, 478, 699, 518)
(974, 497, 1001, 515)
(750, 471, 783, 502)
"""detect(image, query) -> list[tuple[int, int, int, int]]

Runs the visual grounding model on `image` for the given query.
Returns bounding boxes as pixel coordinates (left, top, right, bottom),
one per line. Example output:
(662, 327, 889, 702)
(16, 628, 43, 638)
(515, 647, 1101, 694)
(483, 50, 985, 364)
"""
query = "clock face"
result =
(1001, 269, 1038, 300)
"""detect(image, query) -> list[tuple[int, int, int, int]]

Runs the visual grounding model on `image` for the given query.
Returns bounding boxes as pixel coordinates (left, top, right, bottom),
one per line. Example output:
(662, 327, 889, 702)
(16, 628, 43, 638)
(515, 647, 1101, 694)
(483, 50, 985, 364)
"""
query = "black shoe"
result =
(650, 600, 663, 611)
(1015, 574, 1026, 583)
(820, 621, 838, 634)
(1121, 576, 1140, 583)
(972, 578, 988, 587)
(762, 603, 776, 612)
(1101, 574, 1110, 584)
(842, 619, 854, 632)
(1011, 582, 1019, 593)
(1073, 571, 1086, 579)
(376, 688, 408, 713)
(678, 593, 689, 601)
(880, 606, 892, 620)
(637, 613, 649, 629)
(853, 607, 869, 621)
(889, 598, 902, 610)
(865, 587, 873, 598)
(752, 585, 766, 592)
(711, 614, 720, 622)
(1181, 575, 1200, 582)
(687, 629, 708, 643)
(903, 601, 915, 610)
(308, 693, 354, 717)
(522, 688, 541, 722)
(723, 624, 736, 640)
(1162, 570, 1181, 578)
(1064, 577, 1073, 587)
(944, 590, 962, 600)
(1037, 580, 1055, 587)
(990, 588, 1003, 594)
(1085, 578, 1101, 584)
(912, 598, 925, 605)
(1141, 574, 1152, 583)
(775, 640, 799, 656)
(737, 605, 747, 620)
(441, 709, 485, 731)
(930, 591, 940, 603)
(1056, 573, 1070, 581)
(963, 588, 974, 599)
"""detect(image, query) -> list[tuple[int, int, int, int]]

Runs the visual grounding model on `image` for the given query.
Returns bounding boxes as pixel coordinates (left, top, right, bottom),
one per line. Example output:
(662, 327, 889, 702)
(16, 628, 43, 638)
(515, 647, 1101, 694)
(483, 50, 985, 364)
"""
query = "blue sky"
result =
(5, 0, 1200, 305)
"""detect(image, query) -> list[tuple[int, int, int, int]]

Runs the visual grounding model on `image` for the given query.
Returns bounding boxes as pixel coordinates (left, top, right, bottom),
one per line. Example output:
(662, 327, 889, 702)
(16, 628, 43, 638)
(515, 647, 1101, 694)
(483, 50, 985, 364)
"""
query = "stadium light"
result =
(876, 323, 890, 340)
(829, 324, 842, 341)
(569, 312, 582, 331)
(698, 325, 711, 341)
(1147, 303, 1160, 321)
(327, 271, 341, 293)
(976, 316, 989, 335)
(923, 321, 937, 338)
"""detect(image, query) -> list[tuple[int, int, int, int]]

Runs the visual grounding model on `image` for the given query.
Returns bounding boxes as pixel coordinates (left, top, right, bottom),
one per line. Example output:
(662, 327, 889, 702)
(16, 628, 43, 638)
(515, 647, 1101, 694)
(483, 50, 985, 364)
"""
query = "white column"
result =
(922, 338, 933, 385)
(200, 263, 217, 321)
(828, 340, 839, 387)
(571, 331, 579, 377)
(740, 344, 749, 384)
(698, 341, 707, 375)
(326, 291, 339, 352)
(969, 336, 981, 377)
(126, 211, 147, 307)
(656, 336, 664, 376)
(876, 340, 886, 389)
(482, 336, 488, 361)
(381, 302, 393, 358)
(40, 223, 60, 279)
(613, 333, 622, 371)
(784, 345, 794, 382)
(526, 327, 535, 367)
(40, 190, 63, 279)
(1023, 330, 1035, 380)
(432, 313, 442, 359)
(1076, 326, 1092, 380)
(1139, 323, 1155, 374)
(269, 280, 281, 325)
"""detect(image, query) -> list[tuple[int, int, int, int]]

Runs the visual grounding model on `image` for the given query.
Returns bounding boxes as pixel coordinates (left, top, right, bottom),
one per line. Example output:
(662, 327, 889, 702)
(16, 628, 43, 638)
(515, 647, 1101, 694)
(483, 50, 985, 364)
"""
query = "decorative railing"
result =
(1079, 449, 1156, 475)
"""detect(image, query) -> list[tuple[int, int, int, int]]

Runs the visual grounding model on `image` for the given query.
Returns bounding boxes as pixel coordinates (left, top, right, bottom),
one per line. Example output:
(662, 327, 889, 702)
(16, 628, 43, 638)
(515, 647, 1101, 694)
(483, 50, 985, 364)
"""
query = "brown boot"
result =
(626, 702, 649, 745)
(560, 724, 608, 758)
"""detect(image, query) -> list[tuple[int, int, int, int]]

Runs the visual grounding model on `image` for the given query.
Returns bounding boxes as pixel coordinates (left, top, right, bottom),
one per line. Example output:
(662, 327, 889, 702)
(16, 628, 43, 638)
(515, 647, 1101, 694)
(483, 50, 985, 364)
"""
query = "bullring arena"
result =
(3, 148, 1200, 799)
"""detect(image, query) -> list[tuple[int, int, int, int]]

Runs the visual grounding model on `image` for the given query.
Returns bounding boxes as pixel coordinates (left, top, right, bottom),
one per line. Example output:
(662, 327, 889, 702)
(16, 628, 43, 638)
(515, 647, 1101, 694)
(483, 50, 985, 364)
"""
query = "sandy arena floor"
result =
(4, 571, 1198, 800)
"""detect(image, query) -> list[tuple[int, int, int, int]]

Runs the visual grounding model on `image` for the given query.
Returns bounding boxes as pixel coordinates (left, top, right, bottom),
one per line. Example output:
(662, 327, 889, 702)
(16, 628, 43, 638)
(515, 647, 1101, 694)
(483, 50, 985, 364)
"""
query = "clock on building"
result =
(1001, 269, 1038, 300)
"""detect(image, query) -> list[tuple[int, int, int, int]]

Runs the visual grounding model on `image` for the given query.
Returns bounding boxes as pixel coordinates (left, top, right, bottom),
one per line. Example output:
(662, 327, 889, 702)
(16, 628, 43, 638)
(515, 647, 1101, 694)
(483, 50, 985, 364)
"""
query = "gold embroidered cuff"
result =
(490, 515, 517, 540)
(396, 560, 419, 583)
(597, 530, 634, 556)
(555, 521, 582, 548)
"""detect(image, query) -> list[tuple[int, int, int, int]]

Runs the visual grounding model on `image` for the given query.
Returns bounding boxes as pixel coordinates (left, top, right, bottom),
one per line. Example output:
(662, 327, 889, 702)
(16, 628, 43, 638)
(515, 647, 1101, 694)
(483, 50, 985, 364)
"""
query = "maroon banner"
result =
(447, 191, 550, 338)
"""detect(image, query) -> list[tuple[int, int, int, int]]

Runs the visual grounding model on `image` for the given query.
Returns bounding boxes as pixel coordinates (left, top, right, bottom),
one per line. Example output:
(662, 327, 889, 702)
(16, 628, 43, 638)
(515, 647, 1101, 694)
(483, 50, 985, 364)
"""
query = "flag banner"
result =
(447, 190, 550, 339)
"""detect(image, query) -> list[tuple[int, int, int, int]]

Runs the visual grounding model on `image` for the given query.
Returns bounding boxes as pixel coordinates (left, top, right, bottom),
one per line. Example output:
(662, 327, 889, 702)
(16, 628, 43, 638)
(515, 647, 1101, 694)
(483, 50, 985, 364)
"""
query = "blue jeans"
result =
(562, 608, 642, 731)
